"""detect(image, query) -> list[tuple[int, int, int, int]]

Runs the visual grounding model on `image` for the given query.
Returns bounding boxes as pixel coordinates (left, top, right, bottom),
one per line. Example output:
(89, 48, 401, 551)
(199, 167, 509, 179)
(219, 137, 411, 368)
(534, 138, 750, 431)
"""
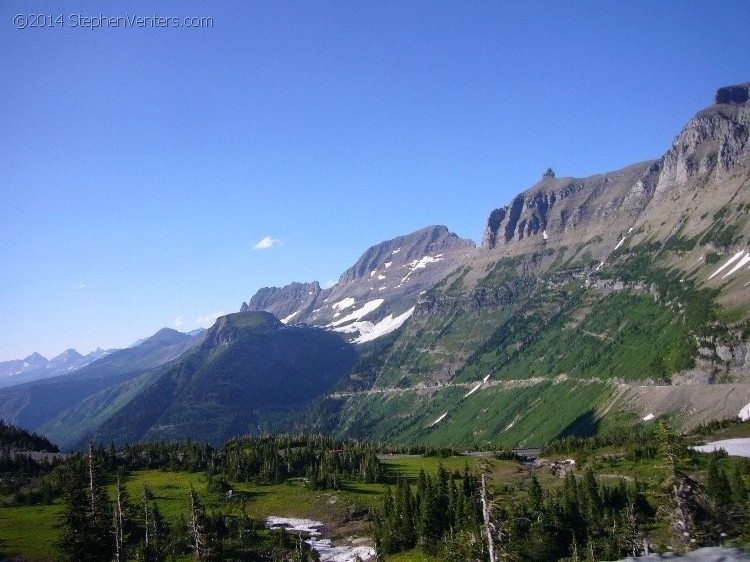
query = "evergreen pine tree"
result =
(56, 448, 113, 562)
(56, 463, 93, 562)
(188, 484, 218, 561)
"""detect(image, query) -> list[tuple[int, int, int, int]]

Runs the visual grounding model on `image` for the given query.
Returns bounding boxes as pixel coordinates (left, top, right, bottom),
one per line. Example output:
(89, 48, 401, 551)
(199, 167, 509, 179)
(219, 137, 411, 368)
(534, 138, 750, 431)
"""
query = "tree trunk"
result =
(481, 474, 496, 562)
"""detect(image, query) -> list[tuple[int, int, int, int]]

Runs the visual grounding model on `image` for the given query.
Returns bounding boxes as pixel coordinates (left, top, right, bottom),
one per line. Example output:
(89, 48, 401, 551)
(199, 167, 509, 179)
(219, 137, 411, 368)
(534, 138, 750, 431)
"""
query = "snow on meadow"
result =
(722, 252, 750, 278)
(464, 383, 481, 399)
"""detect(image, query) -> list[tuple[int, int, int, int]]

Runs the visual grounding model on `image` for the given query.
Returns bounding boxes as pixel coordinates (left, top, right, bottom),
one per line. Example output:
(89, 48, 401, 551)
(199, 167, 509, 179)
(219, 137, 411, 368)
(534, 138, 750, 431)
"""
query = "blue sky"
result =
(1, 0, 748, 361)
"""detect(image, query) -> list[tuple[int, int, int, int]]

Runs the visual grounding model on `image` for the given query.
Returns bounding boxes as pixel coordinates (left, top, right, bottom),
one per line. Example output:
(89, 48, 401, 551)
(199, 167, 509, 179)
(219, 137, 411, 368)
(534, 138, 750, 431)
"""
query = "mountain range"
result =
(0, 348, 114, 388)
(2, 81, 750, 451)
(241, 224, 476, 343)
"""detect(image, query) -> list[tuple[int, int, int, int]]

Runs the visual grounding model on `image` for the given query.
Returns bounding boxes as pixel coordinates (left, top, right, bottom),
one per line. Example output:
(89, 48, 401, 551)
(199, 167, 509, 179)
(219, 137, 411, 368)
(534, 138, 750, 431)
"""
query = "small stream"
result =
(266, 516, 376, 562)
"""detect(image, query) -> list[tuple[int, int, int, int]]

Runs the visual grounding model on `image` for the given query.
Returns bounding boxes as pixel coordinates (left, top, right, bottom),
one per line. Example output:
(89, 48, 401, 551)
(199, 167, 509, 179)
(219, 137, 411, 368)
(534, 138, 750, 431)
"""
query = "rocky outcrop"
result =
(481, 161, 656, 251)
(655, 85, 750, 196)
(201, 311, 282, 348)
(244, 281, 323, 323)
(715, 83, 750, 105)
(415, 278, 537, 316)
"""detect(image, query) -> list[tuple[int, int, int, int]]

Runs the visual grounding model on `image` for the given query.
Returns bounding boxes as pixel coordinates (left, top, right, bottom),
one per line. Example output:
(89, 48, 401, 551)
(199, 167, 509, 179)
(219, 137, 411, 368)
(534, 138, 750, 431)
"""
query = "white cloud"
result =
(173, 316, 184, 329)
(252, 236, 282, 250)
(71, 283, 87, 290)
(196, 310, 225, 328)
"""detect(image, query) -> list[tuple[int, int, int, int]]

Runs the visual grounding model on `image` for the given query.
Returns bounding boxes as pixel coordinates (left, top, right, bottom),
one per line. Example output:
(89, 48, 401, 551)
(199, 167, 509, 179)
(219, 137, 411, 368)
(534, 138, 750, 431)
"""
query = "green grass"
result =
(336, 377, 617, 449)
(385, 549, 440, 561)
(114, 469, 217, 522)
(380, 455, 477, 480)
(0, 503, 62, 561)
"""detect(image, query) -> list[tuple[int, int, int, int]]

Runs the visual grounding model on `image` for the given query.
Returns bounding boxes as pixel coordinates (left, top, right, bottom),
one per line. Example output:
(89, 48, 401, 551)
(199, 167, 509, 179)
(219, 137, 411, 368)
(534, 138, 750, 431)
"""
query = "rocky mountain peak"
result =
(243, 225, 476, 343)
(481, 161, 656, 252)
(482, 82, 750, 254)
(24, 352, 49, 367)
(338, 225, 475, 285)
(244, 281, 323, 322)
(655, 82, 750, 196)
(50, 349, 83, 364)
(204, 311, 283, 348)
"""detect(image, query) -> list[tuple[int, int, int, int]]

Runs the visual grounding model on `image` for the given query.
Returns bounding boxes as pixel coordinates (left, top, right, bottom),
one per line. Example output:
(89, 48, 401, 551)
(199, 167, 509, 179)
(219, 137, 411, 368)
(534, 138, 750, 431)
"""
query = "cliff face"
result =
(655, 83, 750, 196)
(482, 83, 750, 265)
(481, 161, 658, 255)
(242, 282, 323, 324)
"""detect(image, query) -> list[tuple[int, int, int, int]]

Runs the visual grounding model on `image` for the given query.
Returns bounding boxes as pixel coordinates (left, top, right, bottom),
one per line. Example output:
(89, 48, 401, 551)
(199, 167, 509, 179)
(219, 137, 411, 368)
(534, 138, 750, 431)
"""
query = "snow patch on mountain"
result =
(693, 438, 750, 458)
(352, 307, 415, 344)
(281, 310, 300, 324)
(709, 250, 746, 280)
(329, 299, 384, 327)
(400, 254, 444, 284)
(429, 412, 447, 427)
(464, 383, 481, 398)
(722, 253, 750, 278)
(332, 297, 356, 311)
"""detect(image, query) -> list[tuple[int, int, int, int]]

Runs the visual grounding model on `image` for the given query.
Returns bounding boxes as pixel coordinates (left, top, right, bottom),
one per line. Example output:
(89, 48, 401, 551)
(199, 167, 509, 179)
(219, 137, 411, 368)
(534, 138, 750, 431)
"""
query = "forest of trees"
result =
(2, 419, 749, 561)
(52, 435, 384, 561)
(372, 464, 485, 561)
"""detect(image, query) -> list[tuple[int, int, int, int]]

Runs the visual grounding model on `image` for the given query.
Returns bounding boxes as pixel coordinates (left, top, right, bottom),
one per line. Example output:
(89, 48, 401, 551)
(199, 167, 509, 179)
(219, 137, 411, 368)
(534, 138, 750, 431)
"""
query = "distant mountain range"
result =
(3, 81, 750, 451)
(0, 347, 114, 388)
(0, 327, 206, 448)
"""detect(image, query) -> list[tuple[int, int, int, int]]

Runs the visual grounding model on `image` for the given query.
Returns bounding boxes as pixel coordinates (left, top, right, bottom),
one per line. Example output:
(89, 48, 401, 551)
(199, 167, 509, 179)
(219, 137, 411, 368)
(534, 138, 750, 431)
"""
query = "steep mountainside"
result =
(89, 311, 356, 446)
(0, 328, 204, 445)
(242, 225, 476, 343)
(305, 83, 750, 448)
